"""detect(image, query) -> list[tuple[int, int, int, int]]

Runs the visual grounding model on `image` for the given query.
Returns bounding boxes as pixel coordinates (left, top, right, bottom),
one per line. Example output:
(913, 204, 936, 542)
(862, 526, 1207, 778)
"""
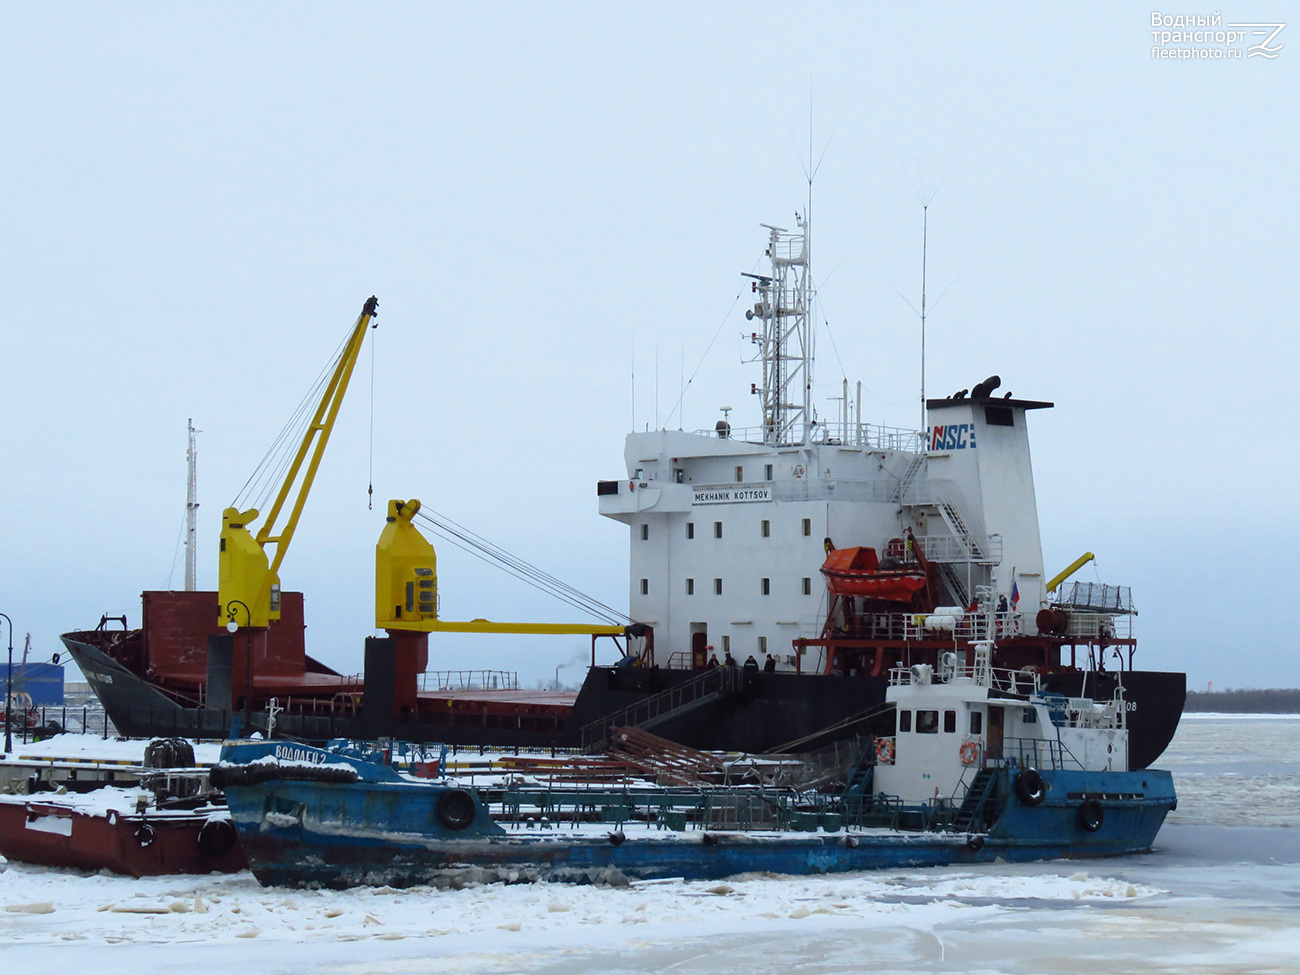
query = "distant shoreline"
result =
(1180, 712, 1300, 719)
(1183, 689, 1300, 714)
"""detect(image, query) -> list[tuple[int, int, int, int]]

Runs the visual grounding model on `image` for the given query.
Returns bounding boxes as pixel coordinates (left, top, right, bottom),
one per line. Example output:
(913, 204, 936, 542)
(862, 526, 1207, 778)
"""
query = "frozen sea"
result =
(2, 716, 1297, 974)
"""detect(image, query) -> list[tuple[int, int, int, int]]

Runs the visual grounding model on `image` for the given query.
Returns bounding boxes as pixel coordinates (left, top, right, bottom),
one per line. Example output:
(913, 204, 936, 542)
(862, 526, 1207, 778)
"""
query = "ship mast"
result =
(746, 214, 814, 446)
(184, 417, 199, 592)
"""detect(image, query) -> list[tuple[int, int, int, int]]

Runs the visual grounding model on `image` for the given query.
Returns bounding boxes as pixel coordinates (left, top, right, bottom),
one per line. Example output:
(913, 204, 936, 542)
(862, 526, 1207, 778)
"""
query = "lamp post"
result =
(0, 613, 13, 754)
(225, 600, 253, 733)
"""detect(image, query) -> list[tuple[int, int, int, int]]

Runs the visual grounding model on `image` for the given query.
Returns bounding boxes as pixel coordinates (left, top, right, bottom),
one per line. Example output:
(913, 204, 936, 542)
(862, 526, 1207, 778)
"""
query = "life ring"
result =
(134, 823, 157, 847)
(875, 738, 895, 765)
(1077, 799, 1104, 833)
(436, 788, 477, 831)
(1014, 767, 1046, 806)
(959, 741, 979, 765)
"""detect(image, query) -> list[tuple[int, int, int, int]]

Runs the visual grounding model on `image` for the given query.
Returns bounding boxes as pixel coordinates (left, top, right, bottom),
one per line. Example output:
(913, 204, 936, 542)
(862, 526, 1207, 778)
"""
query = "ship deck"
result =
(416, 688, 578, 714)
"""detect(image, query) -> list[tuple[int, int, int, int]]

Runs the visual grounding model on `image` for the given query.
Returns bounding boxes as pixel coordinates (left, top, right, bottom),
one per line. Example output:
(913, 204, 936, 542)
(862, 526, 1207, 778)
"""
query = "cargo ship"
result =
(62, 213, 1185, 767)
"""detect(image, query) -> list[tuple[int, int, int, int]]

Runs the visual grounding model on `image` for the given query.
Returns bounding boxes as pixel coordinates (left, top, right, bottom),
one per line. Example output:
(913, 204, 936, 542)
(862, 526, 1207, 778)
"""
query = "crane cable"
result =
(412, 508, 630, 626)
(232, 328, 354, 513)
(368, 320, 377, 510)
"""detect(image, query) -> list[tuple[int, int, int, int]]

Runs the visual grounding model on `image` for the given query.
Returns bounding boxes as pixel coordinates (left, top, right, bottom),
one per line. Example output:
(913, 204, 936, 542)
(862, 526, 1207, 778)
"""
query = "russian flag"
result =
(1010, 581, 1020, 609)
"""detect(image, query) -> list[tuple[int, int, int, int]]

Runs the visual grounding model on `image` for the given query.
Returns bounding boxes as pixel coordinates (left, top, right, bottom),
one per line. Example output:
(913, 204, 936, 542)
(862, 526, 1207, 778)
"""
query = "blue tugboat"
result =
(214, 638, 1176, 889)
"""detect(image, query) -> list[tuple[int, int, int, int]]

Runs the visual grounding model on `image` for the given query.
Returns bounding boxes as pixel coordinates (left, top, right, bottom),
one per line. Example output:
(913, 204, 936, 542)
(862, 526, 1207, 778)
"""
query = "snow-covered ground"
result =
(1, 717, 1297, 973)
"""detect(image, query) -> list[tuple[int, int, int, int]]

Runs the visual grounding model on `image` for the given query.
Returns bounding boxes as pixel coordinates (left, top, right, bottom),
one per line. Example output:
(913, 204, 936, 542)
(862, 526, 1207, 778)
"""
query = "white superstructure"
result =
(599, 214, 1055, 671)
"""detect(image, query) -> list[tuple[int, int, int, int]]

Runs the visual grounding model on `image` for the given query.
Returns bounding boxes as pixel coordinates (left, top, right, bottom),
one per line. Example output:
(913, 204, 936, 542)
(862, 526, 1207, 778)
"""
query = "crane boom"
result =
(375, 498, 624, 637)
(1046, 551, 1095, 594)
(219, 296, 378, 627)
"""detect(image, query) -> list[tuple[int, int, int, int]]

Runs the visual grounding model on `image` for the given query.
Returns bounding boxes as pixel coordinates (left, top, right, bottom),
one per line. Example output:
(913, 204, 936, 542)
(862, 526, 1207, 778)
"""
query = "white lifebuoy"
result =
(959, 741, 979, 765)
(875, 738, 895, 764)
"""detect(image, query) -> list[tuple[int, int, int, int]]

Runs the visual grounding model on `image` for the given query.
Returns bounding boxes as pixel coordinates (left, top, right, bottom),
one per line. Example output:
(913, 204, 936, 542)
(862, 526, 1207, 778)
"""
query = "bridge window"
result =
(898, 710, 912, 733)
(970, 711, 983, 735)
(1021, 708, 1038, 724)
(686, 522, 694, 539)
(722, 635, 730, 654)
(802, 518, 811, 536)
(758, 636, 767, 653)
(760, 577, 770, 595)
(944, 710, 957, 734)
(916, 710, 939, 734)
(735, 465, 744, 482)
(764, 464, 773, 481)
(685, 578, 694, 595)
(985, 405, 1014, 426)
(640, 524, 649, 541)
(761, 519, 770, 537)
(714, 522, 723, 539)
(640, 579, 648, 595)
(802, 577, 812, 596)
(714, 578, 723, 595)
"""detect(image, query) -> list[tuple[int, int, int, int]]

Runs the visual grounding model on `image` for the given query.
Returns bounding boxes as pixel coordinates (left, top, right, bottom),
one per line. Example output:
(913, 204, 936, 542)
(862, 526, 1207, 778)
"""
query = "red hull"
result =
(0, 798, 246, 876)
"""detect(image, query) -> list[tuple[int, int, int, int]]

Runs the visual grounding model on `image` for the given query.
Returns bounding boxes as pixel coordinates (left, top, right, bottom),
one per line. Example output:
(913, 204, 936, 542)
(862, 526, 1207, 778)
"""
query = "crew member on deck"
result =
(763, 654, 777, 673)
(743, 655, 759, 672)
(724, 652, 737, 667)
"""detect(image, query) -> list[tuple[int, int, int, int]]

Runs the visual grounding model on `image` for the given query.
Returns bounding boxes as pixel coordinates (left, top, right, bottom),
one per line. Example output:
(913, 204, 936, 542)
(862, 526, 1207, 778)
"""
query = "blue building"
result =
(2, 663, 65, 706)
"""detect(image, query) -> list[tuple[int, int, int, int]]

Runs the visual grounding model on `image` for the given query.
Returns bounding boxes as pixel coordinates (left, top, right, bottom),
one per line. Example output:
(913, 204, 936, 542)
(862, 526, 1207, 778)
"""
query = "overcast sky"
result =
(2, 3, 1295, 691)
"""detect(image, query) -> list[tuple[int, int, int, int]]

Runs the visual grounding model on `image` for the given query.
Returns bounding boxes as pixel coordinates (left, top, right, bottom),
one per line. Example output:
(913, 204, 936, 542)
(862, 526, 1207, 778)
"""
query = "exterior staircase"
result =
(892, 451, 927, 504)
(578, 666, 746, 753)
(952, 767, 999, 831)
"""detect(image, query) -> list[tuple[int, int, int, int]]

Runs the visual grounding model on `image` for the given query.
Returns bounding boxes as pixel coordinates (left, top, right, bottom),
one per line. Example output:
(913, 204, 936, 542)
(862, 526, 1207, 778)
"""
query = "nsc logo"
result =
(930, 424, 977, 451)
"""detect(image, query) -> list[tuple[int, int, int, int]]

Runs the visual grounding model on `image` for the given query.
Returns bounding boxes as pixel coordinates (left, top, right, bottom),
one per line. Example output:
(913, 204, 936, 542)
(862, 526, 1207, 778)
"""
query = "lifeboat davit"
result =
(820, 544, 929, 602)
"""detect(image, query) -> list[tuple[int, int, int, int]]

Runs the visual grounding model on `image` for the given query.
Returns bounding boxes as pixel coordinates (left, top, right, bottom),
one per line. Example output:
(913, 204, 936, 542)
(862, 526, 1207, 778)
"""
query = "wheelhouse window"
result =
(760, 577, 770, 595)
(714, 578, 723, 595)
(640, 524, 649, 541)
(761, 519, 770, 537)
(714, 522, 723, 539)
(764, 464, 773, 481)
(735, 465, 744, 482)
(802, 518, 811, 537)
(686, 522, 695, 539)
(802, 577, 812, 595)
(639, 578, 648, 595)
(685, 578, 694, 595)
(969, 711, 983, 735)
(916, 710, 939, 734)
(898, 710, 912, 733)
(944, 710, 957, 734)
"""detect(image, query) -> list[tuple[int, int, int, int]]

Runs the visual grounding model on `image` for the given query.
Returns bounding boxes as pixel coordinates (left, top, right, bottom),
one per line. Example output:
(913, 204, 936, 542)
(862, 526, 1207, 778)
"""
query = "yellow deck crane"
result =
(218, 296, 379, 627)
(373, 498, 630, 715)
(1046, 552, 1096, 594)
(214, 296, 632, 724)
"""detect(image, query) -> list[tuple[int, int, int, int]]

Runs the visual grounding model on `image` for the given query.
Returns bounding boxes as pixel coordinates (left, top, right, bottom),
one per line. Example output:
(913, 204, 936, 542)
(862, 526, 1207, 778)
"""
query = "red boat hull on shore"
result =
(0, 798, 246, 876)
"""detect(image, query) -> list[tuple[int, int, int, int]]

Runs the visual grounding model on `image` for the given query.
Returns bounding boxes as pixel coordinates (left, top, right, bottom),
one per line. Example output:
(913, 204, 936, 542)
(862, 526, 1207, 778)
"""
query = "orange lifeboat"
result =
(820, 544, 929, 602)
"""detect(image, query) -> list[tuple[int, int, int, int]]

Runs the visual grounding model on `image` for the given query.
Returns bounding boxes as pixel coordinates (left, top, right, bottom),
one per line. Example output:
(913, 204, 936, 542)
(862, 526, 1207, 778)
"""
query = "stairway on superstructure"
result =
(578, 666, 746, 753)
(904, 478, 1003, 608)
